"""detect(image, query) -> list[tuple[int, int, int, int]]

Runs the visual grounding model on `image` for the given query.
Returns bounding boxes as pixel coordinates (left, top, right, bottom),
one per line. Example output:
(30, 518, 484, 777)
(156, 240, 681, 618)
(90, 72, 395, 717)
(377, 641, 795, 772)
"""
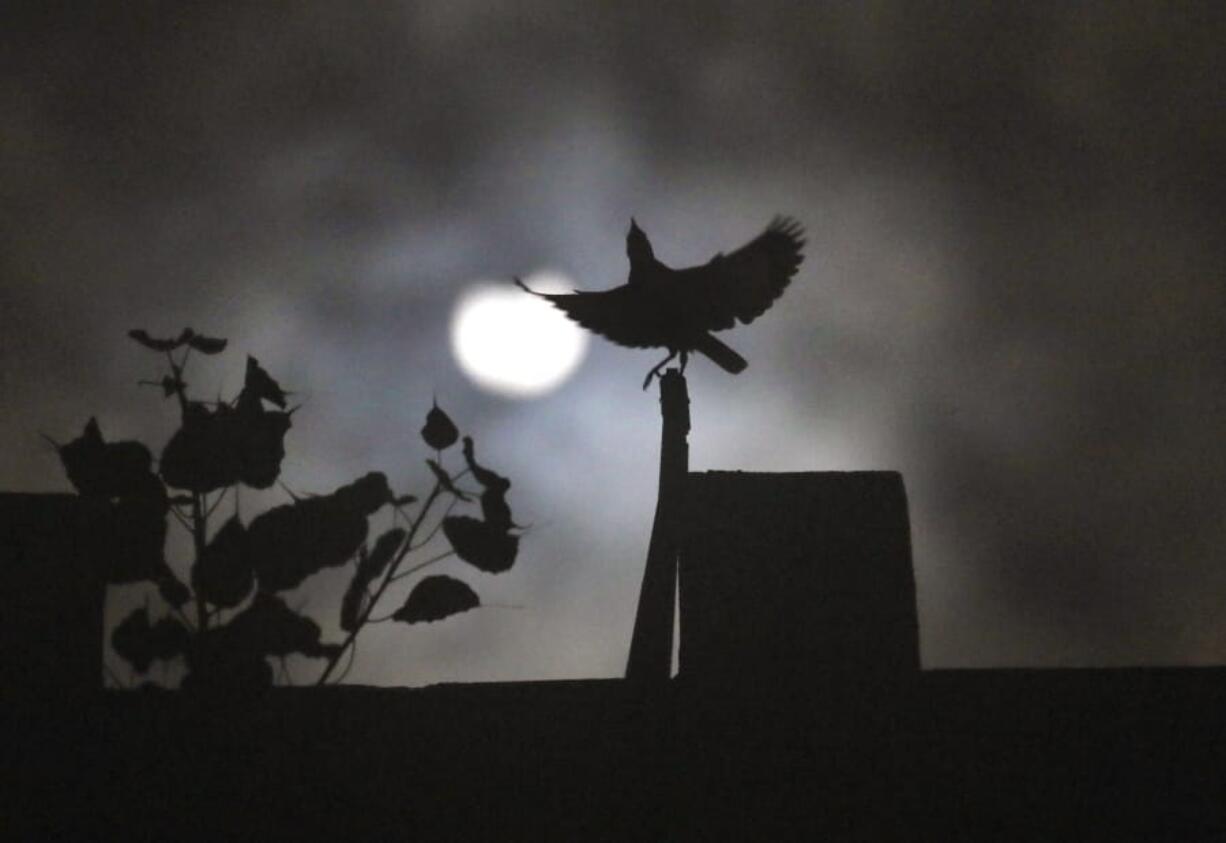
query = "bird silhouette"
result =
(516, 216, 805, 389)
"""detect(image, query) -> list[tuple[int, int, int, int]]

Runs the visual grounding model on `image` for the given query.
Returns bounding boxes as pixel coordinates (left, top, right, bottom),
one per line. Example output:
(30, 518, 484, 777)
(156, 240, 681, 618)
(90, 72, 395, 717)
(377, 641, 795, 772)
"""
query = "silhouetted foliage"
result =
(55, 418, 162, 500)
(393, 575, 480, 624)
(224, 592, 341, 660)
(442, 517, 519, 573)
(462, 435, 513, 530)
(421, 399, 459, 450)
(191, 517, 253, 609)
(247, 472, 390, 593)
(426, 459, 471, 501)
(159, 397, 292, 493)
(438, 434, 519, 572)
(153, 566, 191, 609)
(128, 328, 185, 352)
(112, 607, 191, 674)
(58, 329, 524, 691)
(128, 327, 228, 355)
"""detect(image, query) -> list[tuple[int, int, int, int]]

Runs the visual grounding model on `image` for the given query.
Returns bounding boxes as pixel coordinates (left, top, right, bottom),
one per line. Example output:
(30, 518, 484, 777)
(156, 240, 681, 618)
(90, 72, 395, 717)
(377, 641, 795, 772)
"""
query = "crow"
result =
(516, 216, 805, 389)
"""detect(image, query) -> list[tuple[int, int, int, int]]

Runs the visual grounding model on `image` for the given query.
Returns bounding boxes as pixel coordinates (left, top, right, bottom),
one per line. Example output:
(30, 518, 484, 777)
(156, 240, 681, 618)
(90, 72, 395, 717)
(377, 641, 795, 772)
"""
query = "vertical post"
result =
(626, 369, 689, 681)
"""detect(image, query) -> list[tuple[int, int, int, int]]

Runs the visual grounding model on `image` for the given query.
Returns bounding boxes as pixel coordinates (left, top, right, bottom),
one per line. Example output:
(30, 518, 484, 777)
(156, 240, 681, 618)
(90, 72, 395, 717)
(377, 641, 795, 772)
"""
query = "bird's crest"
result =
(626, 217, 655, 266)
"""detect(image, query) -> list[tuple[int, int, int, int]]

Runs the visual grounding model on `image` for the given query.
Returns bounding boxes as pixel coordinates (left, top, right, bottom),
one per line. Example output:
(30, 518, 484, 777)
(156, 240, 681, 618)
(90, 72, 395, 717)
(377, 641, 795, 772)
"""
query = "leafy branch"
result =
(52, 329, 523, 692)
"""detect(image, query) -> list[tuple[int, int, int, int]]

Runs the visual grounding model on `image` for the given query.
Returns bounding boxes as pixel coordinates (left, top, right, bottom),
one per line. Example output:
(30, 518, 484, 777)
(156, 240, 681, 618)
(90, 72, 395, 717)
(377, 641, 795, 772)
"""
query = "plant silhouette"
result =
(54, 329, 521, 691)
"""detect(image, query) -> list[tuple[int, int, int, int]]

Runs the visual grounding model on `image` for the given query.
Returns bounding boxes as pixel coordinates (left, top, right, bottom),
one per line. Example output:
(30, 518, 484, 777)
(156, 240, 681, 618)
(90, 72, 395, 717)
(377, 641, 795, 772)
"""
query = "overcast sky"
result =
(3, 3, 1224, 684)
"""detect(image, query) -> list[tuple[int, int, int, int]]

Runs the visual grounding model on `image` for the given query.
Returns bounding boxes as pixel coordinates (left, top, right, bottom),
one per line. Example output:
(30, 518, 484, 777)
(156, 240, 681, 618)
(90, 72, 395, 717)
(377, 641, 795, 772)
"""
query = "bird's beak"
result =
(629, 217, 638, 234)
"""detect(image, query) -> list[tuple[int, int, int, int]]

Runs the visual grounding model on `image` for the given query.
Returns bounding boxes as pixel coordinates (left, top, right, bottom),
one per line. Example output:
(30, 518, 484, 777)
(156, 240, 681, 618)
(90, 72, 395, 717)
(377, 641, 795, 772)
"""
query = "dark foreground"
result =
(10, 668, 1226, 840)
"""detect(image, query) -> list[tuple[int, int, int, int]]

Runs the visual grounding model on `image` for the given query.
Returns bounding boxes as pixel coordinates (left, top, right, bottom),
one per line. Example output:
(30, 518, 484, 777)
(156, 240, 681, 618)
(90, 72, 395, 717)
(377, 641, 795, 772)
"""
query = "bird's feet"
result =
(642, 351, 678, 390)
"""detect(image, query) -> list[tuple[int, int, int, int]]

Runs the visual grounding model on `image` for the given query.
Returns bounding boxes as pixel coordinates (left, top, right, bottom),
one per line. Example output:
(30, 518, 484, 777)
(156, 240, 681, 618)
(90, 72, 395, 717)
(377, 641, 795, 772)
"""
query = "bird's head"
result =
(626, 217, 654, 265)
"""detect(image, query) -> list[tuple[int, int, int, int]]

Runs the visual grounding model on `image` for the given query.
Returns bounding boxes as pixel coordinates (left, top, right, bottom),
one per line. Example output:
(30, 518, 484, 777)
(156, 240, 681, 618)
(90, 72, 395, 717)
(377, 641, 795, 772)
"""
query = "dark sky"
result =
(3, 3, 1225, 684)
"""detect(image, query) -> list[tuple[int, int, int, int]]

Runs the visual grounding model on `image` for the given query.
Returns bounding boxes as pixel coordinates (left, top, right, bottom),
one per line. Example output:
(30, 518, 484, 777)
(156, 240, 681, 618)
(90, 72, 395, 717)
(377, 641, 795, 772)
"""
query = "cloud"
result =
(3, 2, 1225, 683)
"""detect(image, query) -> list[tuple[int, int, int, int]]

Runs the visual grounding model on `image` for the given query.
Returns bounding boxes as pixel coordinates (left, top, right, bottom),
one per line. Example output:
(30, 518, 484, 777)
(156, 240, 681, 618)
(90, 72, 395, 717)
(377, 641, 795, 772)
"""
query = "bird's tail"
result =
(694, 333, 747, 375)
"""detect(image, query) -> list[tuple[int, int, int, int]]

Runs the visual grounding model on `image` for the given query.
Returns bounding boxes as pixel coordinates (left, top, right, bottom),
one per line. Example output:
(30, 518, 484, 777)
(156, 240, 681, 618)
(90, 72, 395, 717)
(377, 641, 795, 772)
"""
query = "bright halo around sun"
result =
(451, 271, 589, 398)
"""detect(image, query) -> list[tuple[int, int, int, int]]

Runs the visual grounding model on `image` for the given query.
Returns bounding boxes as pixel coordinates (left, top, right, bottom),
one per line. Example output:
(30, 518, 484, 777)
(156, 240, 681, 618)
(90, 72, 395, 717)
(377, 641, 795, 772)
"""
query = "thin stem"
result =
(166, 351, 189, 417)
(411, 495, 461, 552)
(169, 506, 193, 533)
(204, 486, 230, 519)
(316, 479, 447, 685)
(167, 601, 197, 633)
(104, 662, 128, 689)
(391, 502, 415, 529)
(335, 639, 359, 684)
(389, 548, 455, 583)
(191, 492, 209, 634)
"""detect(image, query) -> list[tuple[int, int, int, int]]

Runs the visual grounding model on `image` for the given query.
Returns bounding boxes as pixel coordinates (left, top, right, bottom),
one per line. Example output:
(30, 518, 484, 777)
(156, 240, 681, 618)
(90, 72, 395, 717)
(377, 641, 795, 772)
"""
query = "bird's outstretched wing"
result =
(675, 216, 805, 331)
(515, 281, 662, 349)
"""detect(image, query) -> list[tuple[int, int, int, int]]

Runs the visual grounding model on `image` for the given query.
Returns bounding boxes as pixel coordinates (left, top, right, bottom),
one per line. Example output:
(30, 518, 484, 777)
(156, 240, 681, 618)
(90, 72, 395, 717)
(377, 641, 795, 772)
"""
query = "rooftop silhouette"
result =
(6, 360, 1226, 837)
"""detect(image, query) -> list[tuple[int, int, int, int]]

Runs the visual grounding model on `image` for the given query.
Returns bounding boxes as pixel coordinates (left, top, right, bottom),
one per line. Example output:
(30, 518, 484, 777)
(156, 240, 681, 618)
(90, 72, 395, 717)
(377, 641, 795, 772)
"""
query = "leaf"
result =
(420, 400, 459, 450)
(247, 475, 388, 592)
(128, 329, 185, 352)
(337, 527, 406, 633)
(159, 375, 183, 397)
(339, 572, 370, 633)
(359, 527, 407, 583)
(112, 608, 190, 673)
(58, 418, 161, 499)
(159, 401, 292, 493)
(192, 516, 253, 609)
(154, 565, 191, 608)
(159, 403, 243, 493)
(186, 333, 227, 355)
(240, 356, 287, 409)
(392, 575, 479, 624)
(112, 609, 154, 672)
(441, 516, 518, 573)
(249, 498, 366, 592)
(393, 494, 418, 507)
(426, 459, 471, 502)
(462, 436, 514, 530)
(235, 407, 292, 489)
(148, 616, 191, 660)
(226, 593, 340, 659)
(331, 472, 393, 516)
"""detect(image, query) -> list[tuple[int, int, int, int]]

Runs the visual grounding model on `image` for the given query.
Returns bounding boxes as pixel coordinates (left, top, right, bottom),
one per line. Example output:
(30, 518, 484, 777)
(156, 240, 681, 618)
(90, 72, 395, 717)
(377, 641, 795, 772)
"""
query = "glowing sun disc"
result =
(451, 272, 588, 397)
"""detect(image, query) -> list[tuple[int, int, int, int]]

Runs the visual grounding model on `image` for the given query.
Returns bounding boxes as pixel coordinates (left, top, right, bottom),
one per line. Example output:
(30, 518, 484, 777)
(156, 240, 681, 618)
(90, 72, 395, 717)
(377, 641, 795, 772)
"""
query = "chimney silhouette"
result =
(678, 471, 919, 684)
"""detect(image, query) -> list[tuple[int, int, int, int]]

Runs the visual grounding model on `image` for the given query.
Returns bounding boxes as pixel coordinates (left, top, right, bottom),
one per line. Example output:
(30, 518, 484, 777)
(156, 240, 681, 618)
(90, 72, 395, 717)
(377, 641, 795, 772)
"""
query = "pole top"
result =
(658, 368, 690, 433)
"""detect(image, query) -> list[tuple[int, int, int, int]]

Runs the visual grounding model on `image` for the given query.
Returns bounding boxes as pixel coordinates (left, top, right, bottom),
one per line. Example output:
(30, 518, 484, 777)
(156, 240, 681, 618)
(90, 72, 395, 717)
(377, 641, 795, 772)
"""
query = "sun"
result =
(450, 271, 589, 398)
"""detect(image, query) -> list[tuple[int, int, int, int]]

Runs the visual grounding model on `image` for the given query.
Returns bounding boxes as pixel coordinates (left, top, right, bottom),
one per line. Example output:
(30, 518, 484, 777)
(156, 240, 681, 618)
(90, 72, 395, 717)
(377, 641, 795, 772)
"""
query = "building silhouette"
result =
(4, 377, 1225, 838)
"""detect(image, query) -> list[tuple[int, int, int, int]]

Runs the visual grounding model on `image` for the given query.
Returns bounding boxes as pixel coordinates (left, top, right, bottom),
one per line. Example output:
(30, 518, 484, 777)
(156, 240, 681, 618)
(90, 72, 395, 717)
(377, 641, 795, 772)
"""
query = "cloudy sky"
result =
(3, 3, 1224, 684)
